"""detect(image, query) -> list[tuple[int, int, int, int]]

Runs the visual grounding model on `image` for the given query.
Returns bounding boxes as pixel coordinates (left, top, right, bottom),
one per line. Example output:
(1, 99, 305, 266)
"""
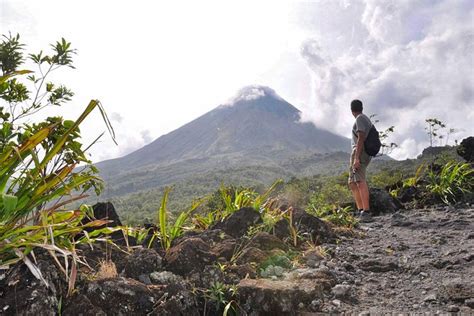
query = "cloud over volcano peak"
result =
(296, 0, 474, 159)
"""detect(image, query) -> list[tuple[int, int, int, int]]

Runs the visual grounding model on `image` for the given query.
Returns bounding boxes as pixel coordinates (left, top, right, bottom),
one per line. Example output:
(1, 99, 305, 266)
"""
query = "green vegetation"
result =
(0, 33, 114, 291)
(287, 174, 358, 228)
(427, 162, 473, 204)
(259, 253, 293, 278)
(194, 179, 283, 230)
(109, 143, 471, 236)
(151, 187, 203, 250)
(369, 114, 398, 156)
(308, 205, 357, 228)
(203, 282, 239, 316)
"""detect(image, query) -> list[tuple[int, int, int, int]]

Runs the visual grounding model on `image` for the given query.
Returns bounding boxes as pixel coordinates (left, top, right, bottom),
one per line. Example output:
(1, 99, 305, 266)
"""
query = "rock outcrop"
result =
(369, 188, 401, 215)
(457, 136, 474, 162)
(210, 207, 262, 237)
(2, 203, 473, 315)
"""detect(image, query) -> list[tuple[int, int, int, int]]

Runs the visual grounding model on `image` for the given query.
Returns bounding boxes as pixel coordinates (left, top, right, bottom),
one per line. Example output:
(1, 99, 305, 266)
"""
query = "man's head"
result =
(351, 99, 363, 117)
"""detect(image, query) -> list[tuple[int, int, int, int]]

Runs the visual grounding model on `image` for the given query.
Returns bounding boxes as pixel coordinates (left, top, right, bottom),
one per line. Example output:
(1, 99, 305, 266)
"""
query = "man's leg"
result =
(356, 180, 370, 211)
(349, 181, 363, 210)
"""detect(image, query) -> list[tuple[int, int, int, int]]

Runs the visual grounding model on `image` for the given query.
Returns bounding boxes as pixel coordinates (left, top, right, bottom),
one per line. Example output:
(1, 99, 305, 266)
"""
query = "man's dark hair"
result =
(351, 99, 363, 112)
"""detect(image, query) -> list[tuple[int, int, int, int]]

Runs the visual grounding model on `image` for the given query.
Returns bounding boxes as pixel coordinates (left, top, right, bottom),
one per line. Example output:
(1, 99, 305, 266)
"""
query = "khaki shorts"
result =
(348, 148, 371, 183)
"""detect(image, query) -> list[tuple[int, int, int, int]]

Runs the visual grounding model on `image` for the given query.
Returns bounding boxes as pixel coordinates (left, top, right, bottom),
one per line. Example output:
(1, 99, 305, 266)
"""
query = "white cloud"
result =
(2, 0, 472, 163)
(296, 0, 474, 159)
(140, 129, 153, 144)
(1, 0, 295, 162)
(222, 85, 284, 107)
(110, 112, 123, 123)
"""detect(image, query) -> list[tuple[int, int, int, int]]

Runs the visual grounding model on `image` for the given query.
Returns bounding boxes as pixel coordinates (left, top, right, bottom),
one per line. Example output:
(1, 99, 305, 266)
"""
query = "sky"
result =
(1, 0, 473, 161)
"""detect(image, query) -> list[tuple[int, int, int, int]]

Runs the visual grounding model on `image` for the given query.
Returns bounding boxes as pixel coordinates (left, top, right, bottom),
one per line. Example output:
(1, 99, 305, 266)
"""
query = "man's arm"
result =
(353, 131, 366, 170)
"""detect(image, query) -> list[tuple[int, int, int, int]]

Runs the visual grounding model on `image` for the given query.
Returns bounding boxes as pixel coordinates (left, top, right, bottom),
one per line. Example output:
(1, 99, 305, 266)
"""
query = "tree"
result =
(369, 114, 398, 156)
(445, 128, 459, 146)
(425, 118, 446, 147)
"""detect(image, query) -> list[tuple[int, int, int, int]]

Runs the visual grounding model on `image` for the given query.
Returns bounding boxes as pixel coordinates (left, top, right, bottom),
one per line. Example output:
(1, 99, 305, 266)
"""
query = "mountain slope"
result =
(96, 86, 350, 182)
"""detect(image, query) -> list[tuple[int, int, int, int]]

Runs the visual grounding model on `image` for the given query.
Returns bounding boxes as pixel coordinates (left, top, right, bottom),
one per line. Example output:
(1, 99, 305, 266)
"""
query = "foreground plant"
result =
(306, 179, 356, 228)
(203, 282, 240, 316)
(427, 161, 473, 204)
(0, 33, 115, 292)
(145, 187, 203, 250)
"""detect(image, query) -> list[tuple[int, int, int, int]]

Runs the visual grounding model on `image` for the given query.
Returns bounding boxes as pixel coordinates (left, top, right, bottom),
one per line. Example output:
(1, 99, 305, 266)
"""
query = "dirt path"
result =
(323, 207, 474, 314)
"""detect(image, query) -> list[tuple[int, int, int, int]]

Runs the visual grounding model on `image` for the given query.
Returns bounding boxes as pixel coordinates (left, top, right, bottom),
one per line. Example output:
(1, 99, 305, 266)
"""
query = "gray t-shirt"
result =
(351, 113, 372, 148)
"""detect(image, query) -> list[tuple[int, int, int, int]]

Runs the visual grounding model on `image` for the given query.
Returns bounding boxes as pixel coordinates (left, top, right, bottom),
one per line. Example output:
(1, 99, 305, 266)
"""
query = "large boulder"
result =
(211, 239, 237, 261)
(248, 232, 288, 251)
(238, 279, 325, 314)
(369, 188, 400, 215)
(147, 272, 199, 315)
(92, 202, 122, 226)
(176, 229, 233, 247)
(62, 294, 106, 315)
(84, 277, 198, 315)
(0, 254, 64, 316)
(164, 237, 216, 275)
(210, 207, 262, 238)
(81, 202, 135, 246)
(278, 208, 336, 243)
(457, 136, 474, 162)
(398, 185, 418, 203)
(284, 267, 336, 291)
(225, 264, 257, 283)
(236, 247, 269, 265)
(123, 248, 163, 280)
(189, 265, 225, 289)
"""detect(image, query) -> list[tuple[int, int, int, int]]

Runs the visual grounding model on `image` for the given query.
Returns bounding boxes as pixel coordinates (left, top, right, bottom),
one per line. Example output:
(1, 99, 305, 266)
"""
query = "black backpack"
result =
(364, 125, 381, 156)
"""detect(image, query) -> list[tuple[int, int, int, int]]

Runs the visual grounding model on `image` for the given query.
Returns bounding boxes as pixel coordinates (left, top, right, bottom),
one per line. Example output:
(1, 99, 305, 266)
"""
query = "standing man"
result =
(348, 99, 372, 221)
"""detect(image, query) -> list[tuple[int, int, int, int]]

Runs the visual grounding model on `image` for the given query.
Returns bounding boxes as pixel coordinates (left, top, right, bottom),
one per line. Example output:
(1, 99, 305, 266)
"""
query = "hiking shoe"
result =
(358, 210, 373, 223)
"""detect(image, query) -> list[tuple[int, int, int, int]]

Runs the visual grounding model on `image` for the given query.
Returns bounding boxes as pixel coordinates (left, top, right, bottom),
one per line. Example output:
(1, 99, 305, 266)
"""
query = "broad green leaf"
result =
(2, 194, 18, 213)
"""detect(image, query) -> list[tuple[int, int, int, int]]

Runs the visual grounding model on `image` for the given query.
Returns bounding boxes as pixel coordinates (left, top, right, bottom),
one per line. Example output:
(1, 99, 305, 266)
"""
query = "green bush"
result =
(193, 179, 283, 230)
(370, 169, 404, 190)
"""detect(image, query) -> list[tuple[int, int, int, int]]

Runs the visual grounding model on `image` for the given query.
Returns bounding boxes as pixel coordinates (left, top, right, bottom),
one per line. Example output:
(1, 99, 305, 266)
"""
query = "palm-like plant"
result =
(0, 34, 115, 292)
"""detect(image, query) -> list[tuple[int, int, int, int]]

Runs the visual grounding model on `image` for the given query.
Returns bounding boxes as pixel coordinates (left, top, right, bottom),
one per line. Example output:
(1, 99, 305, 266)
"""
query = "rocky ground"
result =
(321, 206, 474, 314)
(1, 201, 473, 315)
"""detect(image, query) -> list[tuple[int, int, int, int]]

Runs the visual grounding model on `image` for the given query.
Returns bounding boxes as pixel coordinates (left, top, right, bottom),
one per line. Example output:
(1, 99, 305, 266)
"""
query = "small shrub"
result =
(258, 253, 292, 277)
(426, 161, 473, 204)
(150, 187, 203, 250)
(305, 176, 357, 227)
(370, 169, 404, 190)
(308, 204, 358, 228)
(309, 182, 352, 210)
(192, 179, 283, 230)
(204, 282, 239, 316)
